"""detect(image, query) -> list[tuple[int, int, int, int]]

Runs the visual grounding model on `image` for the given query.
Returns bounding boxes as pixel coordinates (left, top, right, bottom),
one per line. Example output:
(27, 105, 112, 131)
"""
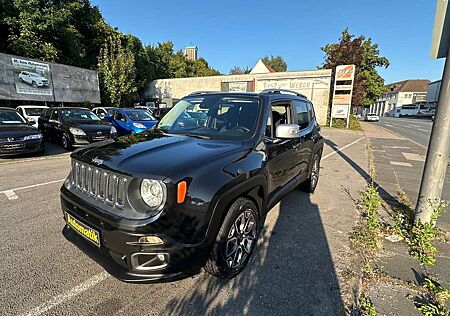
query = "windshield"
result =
(24, 108, 46, 116)
(157, 95, 260, 140)
(124, 109, 156, 121)
(60, 109, 101, 122)
(0, 110, 26, 125)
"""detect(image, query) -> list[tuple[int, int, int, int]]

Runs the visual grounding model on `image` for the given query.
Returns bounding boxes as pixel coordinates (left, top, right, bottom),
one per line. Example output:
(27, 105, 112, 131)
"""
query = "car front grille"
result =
(0, 137, 25, 143)
(71, 160, 127, 208)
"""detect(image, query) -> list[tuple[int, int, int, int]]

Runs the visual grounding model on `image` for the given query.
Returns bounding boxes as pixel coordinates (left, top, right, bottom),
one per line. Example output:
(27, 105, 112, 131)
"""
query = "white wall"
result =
(146, 69, 333, 125)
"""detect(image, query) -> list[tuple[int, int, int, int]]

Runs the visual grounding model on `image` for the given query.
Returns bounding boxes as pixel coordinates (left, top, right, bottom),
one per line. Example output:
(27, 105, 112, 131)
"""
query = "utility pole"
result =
(415, 0, 450, 223)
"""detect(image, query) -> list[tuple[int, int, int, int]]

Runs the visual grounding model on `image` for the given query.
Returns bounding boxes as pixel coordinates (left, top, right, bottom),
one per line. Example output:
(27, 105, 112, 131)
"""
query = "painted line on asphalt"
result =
(322, 137, 365, 160)
(376, 125, 428, 149)
(0, 178, 65, 200)
(20, 271, 109, 316)
(417, 128, 428, 132)
(0, 153, 70, 165)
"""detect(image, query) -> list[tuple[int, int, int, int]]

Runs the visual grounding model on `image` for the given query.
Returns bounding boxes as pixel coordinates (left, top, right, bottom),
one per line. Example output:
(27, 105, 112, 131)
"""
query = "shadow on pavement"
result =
(324, 138, 403, 208)
(163, 190, 344, 315)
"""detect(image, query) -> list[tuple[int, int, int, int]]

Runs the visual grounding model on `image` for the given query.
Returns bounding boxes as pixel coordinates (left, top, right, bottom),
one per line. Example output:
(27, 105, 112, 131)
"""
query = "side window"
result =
(42, 109, 51, 119)
(115, 111, 126, 122)
(50, 110, 59, 121)
(307, 102, 315, 123)
(294, 100, 310, 129)
(267, 102, 292, 138)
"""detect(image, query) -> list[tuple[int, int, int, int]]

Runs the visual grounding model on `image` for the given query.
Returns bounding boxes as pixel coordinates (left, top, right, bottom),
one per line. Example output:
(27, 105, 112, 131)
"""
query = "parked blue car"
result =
(103, 108, 158, 136)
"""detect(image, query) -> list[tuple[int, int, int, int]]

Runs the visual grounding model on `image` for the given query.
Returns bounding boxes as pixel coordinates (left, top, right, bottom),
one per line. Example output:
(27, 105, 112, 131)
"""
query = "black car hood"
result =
(63, 120, 111, 132)
(0, 124, 40, 138)
(73, 131, 243, 178)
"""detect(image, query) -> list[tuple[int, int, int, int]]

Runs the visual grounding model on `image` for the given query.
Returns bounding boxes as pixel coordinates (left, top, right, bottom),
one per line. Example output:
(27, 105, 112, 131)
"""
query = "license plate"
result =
(65, 212, 101, 247)
(1, 143, 25, 150)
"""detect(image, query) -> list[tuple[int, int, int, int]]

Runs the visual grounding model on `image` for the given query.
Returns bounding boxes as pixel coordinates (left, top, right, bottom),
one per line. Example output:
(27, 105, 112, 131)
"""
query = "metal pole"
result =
(415, 46, 450, 223)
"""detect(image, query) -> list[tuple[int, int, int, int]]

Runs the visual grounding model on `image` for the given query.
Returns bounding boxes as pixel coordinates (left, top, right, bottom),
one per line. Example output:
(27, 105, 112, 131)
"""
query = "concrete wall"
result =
(0, 52, 100, 104)
(145, 69, 332, 125)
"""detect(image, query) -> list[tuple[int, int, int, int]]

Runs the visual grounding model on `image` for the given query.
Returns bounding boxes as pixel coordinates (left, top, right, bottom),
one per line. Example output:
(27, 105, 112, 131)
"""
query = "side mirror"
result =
(275, 124, 300, 139)
(27, 120, 36, 126)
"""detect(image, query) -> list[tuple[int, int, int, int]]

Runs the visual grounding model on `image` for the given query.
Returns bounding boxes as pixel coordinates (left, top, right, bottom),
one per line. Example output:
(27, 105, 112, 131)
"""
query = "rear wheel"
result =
(32, 81, 37, 88)
(205, 197, 259, 279)
(299, 154, 321, 193)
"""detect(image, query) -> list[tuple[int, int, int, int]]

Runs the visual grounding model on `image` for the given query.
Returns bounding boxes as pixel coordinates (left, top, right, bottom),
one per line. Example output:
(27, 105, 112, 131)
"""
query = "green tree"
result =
(319, 28, 390, 107)
(2, 0, 113, 68)
(188, 58, 221, 77)
(262, 55, 287, 72)
(229, 66, 251, 75)
(97, 35, 137, 106)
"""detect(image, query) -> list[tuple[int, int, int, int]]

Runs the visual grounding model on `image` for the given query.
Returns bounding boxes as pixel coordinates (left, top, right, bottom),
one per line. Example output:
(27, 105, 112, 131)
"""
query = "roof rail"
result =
(261, 89, 307, 98)
(188, 91, 220, 96)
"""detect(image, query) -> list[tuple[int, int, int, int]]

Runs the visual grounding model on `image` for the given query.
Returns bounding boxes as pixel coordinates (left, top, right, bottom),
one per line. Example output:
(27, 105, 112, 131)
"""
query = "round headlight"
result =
(140, 179, 165, 209)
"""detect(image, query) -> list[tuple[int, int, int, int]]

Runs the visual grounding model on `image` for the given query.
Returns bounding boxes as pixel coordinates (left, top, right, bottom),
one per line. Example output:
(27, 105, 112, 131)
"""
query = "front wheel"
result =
(205, 197, 259, 279)
(61, 133, 72, 150)
(299, 154, 321, 193)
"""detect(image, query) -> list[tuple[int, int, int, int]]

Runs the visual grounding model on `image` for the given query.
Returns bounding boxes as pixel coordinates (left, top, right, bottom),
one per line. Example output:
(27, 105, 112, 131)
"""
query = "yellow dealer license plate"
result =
(65, 212, 101, 247)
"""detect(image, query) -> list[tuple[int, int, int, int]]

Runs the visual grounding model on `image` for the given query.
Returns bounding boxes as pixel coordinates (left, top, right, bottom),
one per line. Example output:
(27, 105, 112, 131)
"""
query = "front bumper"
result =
(0, 140, 44, 157)
(60, 190, 210, 283)
(72, 134, 113, 147)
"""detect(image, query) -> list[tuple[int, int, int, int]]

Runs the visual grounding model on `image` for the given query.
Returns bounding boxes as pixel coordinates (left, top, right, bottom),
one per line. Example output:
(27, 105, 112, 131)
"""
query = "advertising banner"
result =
(330, 64, 356, 128)
(331, 104, 350, 119)
(11, 57, 53, 96)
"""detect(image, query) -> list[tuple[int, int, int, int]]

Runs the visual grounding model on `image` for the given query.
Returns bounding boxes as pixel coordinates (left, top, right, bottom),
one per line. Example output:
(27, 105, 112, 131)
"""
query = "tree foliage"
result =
(319, 28, 390, 107)
(0, 1, 221, 103)
(229, 66, 251, 75)
(262, 55, 287, 72)
(98, 35, 136, 106)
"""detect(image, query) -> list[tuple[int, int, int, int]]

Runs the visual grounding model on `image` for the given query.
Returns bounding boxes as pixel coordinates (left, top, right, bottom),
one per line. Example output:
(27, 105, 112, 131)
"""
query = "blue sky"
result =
(91, 0, 444, 84)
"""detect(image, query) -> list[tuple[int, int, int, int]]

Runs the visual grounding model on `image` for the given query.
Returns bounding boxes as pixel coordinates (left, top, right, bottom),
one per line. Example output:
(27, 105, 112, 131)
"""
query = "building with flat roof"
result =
(370, 79, 429, 116)
(185, 46, 198, 61)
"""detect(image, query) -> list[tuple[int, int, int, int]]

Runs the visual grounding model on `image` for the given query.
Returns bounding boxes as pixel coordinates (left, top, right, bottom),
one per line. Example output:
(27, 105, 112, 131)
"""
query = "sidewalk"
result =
(361, 122, 450, 315)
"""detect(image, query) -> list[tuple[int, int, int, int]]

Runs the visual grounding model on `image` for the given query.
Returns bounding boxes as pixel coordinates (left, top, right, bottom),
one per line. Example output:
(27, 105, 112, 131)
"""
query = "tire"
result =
(299, 154, 321, 193)
(205, 197, 259, 279)
(32, 81, 37, 88)
(61, 133, 72, 150)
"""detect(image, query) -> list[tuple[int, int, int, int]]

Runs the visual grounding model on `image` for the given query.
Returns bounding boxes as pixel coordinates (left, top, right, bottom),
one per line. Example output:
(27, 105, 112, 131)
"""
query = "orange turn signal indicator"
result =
(177, 181, 187, 204)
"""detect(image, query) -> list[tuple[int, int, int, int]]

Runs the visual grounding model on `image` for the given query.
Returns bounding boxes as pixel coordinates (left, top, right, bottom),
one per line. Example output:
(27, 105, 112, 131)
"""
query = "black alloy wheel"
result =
(205, 197, 259, 279)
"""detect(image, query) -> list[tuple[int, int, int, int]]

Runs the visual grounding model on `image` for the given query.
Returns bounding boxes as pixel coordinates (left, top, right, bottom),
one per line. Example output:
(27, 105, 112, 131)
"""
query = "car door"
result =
(293, 100, 315, 175)
(113, 111, 129, 135)
(39, 109, 52, 136)
(49, 109, 62, 140)
(264, 100, 302, 198)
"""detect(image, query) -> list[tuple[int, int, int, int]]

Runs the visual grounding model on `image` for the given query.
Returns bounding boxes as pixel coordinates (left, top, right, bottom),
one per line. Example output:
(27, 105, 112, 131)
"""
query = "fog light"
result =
(157, 254, 165, 261)
(138, 236, 163, 245)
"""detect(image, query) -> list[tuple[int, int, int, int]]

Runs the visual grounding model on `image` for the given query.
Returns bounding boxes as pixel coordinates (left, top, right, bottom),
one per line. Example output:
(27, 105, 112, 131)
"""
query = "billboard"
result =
(11, 57, 53, 96)
(330, 65, 356, 128)
(0, 53, 100, 104)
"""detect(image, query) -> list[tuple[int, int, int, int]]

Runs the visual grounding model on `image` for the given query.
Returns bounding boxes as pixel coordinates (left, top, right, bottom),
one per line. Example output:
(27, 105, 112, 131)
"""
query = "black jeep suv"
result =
(61, 90, 324, 282)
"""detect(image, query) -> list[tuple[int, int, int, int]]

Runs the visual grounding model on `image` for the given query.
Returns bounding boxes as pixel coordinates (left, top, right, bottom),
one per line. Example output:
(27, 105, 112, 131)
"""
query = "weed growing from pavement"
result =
(389, 193, 448, 266)
(409, 200, 449, 265)
(358, 294, 377, 316)
(415, 277, 450, 315)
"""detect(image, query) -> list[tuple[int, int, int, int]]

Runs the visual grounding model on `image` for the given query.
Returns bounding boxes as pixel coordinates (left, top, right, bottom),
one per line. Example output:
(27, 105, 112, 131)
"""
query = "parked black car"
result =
(0, 107, 44, 157)
(151, 107, 170, 120)
(39, 107, 117, 150)
(61, 90, 324, 282)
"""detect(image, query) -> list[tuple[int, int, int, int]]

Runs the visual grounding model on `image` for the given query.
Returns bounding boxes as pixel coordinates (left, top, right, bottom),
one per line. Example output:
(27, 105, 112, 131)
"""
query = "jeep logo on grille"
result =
(91, 157, 104, 165)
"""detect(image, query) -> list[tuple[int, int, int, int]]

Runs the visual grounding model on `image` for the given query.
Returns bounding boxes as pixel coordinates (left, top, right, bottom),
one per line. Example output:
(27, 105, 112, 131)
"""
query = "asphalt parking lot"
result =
(0, 132, 367, 316)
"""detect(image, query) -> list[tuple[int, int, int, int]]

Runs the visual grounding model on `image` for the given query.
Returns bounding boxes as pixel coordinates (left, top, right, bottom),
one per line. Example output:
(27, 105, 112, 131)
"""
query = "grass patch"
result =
(358, 294, 377, 316)
(415, 277, 450, 315)
(328, 115, 363, 131)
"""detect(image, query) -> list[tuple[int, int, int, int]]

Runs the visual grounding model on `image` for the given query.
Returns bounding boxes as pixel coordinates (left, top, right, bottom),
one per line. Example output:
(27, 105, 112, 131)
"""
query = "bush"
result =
(328, 115, 362, 131)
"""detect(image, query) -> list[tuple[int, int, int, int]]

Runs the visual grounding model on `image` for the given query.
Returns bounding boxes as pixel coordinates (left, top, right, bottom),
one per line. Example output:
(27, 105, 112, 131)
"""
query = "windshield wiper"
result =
(184, 133, 210, 139)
